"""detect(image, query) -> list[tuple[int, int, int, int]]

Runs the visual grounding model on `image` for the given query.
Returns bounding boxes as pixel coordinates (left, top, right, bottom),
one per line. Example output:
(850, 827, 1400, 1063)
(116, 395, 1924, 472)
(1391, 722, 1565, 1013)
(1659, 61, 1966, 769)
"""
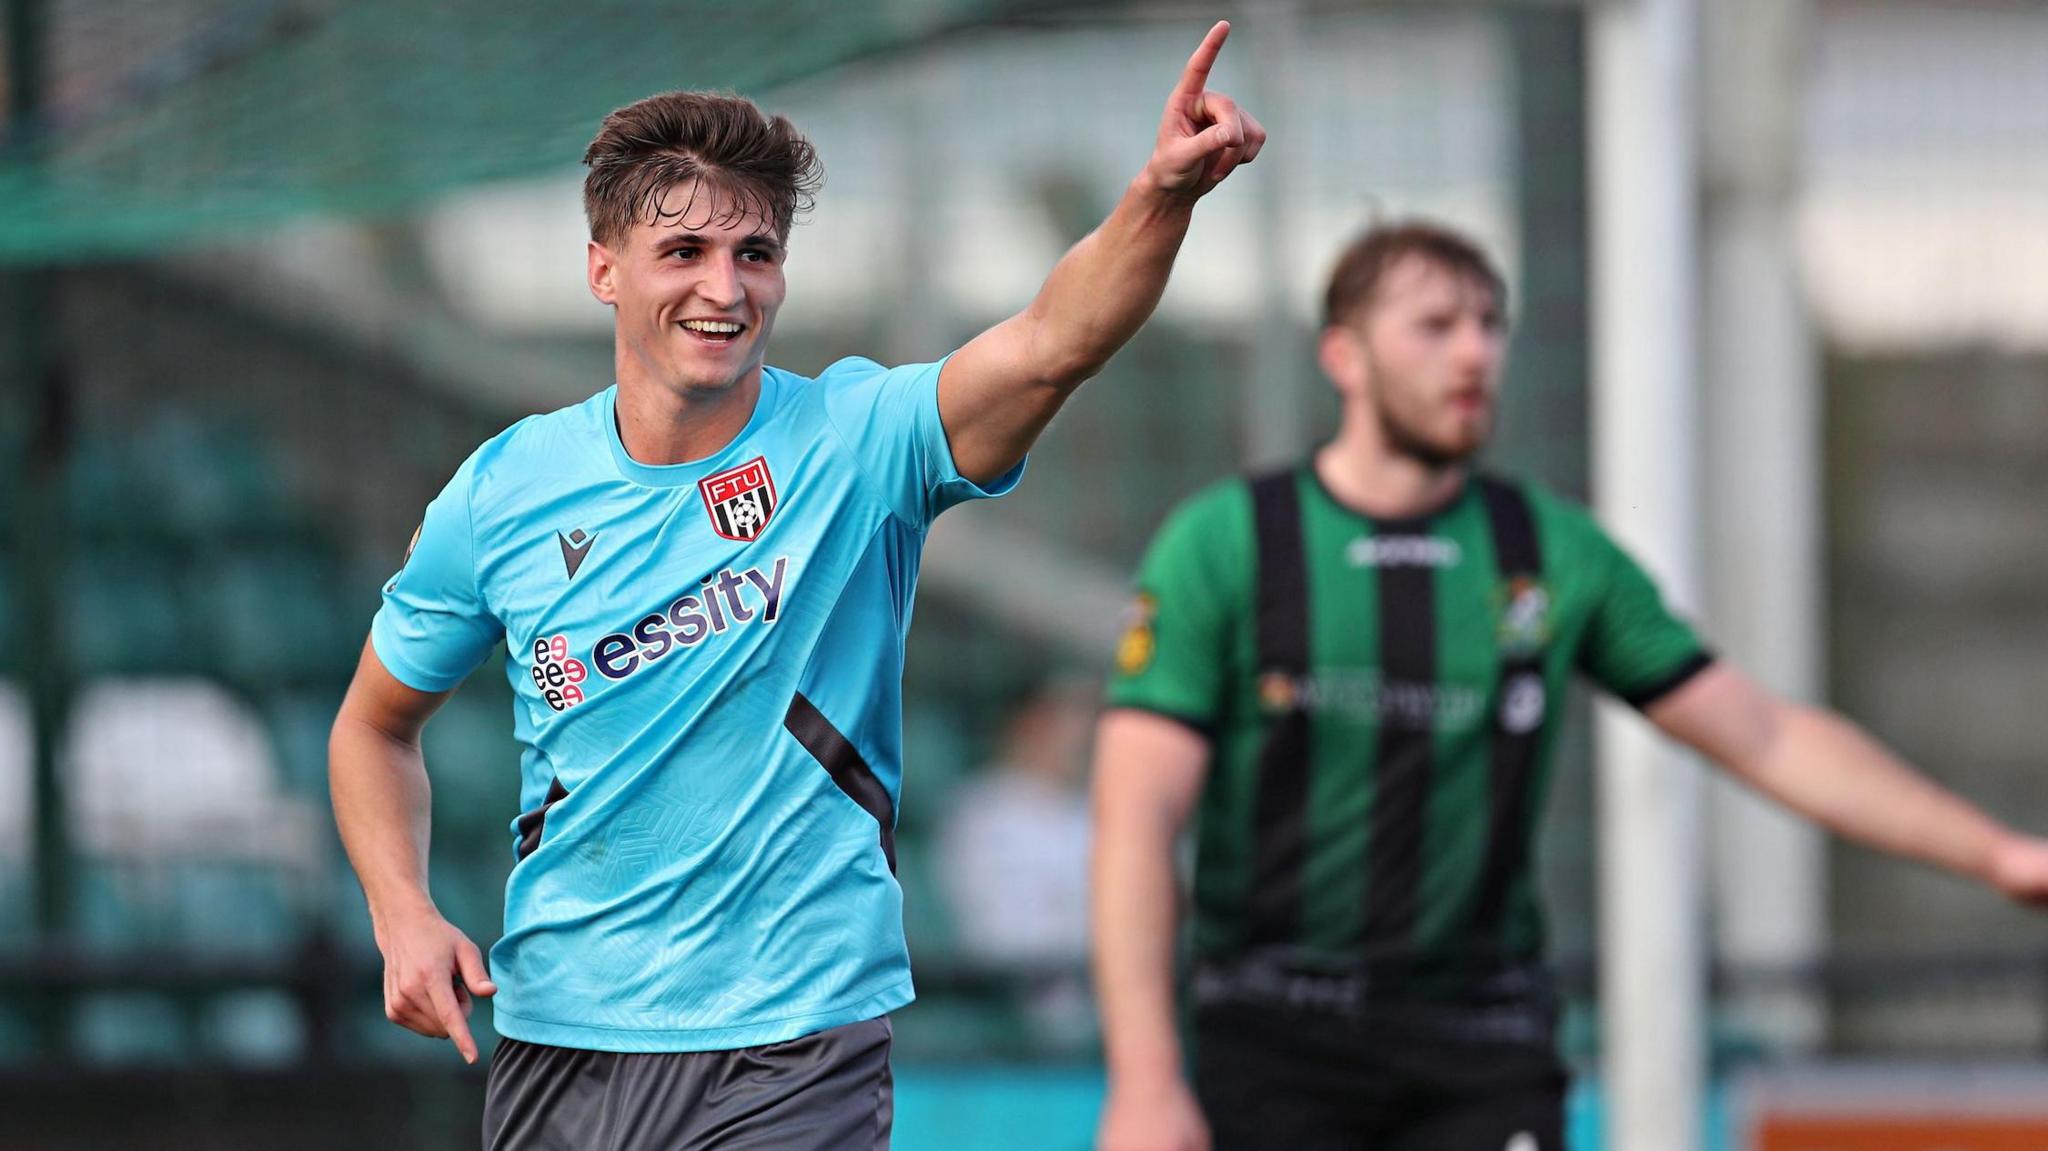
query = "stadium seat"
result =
(0, 1003, 36, 1066)
(72, 992, 188, 1066)
(201, 989, 307, 1067)
(166, 866, 303, 957)
(260, 687, 350, 799)
(68, 549, 188, 675)
(59, 680, 322, 957)
(128, 414, 291, 539)
(420, 684, 523, 840)
(202, 550, 356, 683)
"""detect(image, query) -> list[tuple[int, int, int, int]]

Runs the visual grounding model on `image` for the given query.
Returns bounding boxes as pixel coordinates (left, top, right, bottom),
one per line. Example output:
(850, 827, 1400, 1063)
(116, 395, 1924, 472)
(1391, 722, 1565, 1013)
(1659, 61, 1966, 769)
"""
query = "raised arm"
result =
(330, 638, 497, 1063)
(938, 21, 1266, 485)
(1648, 662, 2048, 904)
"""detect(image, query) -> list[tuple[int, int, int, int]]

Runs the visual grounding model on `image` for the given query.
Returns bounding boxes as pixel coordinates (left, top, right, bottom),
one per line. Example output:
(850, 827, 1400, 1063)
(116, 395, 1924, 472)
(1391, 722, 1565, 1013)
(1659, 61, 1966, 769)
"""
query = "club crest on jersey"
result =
(1500, 670, 1546, 735)
(384, 522, 425, 594)
(1258, 671, 1304, 715)
(1497, 577, 1553, 657)
(699, 456, 777, 541)
(1116, 592, 1158, 676)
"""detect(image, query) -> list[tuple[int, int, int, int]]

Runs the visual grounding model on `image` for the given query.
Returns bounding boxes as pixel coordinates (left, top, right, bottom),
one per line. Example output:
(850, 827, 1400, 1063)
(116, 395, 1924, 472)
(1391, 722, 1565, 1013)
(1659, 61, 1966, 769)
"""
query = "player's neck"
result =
(1314, 431, 1468, 522)
(614, 371, 762, 467)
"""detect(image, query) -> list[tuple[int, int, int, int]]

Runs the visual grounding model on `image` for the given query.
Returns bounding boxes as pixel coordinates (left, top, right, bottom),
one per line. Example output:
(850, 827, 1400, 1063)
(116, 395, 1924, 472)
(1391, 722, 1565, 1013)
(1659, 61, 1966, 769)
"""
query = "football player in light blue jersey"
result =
(329, 21, 1265, 1150)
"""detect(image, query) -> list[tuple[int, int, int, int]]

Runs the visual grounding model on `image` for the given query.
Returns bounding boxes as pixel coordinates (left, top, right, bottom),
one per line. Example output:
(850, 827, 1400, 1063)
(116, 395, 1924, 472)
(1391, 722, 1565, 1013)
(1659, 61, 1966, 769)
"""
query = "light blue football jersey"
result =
(370, 356, 1022, 1052)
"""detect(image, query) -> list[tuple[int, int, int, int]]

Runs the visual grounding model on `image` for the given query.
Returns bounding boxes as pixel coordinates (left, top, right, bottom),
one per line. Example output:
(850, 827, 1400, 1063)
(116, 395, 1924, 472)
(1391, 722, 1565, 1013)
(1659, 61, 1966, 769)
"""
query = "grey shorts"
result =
(482, 1016, 893, 1151)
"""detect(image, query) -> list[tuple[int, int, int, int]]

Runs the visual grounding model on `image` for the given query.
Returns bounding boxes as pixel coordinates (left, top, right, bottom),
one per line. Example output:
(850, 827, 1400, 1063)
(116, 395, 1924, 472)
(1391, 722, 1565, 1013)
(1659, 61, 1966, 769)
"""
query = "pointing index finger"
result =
(428, 976, 477, 1064)
(1173, 20, 1231, 100)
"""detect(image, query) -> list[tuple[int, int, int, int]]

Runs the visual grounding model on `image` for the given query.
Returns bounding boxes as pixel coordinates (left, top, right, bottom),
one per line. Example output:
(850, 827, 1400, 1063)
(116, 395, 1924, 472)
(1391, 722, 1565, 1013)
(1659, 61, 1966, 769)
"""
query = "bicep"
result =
(1092, 708, 1211, 833)
(335, 636, 456, 748)
(1645, 662, 1781, 772)
(938, 316, 1068, 487)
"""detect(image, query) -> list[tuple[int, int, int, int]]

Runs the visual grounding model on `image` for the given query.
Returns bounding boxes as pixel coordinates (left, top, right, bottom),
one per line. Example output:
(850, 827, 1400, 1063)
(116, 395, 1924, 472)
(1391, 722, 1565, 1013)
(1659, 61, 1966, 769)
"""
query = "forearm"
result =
(329, 714, 439, 927)
(1020, 175, 1197, 389)
(1092, 811, 1189, 1089)
(1737, 703, 2013, 883)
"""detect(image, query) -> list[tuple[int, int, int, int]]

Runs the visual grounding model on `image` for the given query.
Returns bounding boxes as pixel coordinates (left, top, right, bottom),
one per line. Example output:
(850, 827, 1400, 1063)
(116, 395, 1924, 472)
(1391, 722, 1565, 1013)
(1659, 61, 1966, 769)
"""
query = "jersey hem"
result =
(1101, 702, 1215, 742)
(944, 456, 1026, 503)
(1620, 650, 1717, 711)
(490, 979, 916, 1054)
(368, 619, 469, 693)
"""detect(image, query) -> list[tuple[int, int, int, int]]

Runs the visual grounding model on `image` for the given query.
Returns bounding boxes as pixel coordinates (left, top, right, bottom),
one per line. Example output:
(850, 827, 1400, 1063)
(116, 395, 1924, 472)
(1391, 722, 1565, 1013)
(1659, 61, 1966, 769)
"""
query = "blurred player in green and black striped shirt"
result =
(1092, 223, 2048, 1151)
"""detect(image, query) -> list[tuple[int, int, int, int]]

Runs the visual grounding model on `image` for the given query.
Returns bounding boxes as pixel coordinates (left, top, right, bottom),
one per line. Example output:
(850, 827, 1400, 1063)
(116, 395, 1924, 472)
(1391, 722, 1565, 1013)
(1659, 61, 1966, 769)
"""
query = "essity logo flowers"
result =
(530, 634, 590, 712)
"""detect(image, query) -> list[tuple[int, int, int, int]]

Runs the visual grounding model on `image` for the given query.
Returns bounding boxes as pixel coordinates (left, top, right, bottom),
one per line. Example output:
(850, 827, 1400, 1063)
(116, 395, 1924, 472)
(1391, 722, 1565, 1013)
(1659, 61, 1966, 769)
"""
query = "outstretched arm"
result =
(330, 638, 497, 1063)
(939, 21, 1266, 485)
(1649, 662, 2048, 903)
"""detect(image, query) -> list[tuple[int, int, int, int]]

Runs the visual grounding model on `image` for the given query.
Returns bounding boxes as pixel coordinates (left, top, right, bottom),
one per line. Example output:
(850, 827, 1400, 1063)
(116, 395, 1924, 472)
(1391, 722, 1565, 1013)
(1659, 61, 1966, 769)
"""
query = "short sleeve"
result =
(818, 356, 1025, 527)
(370, 453, 504, 692)
(1104, 486, 1249, 733)
(1578, 527, 1715, 710)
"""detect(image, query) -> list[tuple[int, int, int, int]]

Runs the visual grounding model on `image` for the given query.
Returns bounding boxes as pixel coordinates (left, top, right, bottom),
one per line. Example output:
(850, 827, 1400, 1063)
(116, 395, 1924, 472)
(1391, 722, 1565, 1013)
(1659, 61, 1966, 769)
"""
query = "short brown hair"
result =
(582, 91, 823, 248)
(1322, 222, 1508, 329)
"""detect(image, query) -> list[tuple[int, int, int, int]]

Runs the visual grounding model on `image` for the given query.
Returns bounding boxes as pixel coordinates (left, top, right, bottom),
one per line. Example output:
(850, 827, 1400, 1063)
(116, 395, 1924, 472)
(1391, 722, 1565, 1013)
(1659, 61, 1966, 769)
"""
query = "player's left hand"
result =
(1144, 21, 1266, 199)
(1986, 833, 2048, 907)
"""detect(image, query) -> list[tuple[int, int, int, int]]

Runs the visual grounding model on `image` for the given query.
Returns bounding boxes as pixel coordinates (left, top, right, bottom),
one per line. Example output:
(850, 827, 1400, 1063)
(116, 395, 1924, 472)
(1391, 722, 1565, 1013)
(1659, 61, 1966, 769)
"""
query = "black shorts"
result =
(483, 1016, 893, 1151)
(1193, 998, 1566, 1151)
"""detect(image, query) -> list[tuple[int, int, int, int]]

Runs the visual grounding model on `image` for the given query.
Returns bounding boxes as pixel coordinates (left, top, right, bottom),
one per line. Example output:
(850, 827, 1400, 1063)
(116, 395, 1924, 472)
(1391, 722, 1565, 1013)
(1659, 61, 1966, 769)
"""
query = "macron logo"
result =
(558, 528, 597, 579)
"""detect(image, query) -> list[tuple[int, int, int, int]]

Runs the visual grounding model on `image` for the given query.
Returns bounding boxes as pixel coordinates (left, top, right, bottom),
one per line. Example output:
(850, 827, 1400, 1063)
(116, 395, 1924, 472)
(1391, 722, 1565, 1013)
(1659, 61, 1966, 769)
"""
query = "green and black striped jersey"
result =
(1107, 466, 1711, 997)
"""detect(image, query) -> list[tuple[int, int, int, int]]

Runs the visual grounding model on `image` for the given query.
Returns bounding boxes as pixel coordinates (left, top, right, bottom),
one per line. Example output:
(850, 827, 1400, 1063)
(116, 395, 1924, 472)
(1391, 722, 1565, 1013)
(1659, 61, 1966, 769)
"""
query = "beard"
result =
(1374, 391, 1487, 470)
(1360, 342, 1491, 469)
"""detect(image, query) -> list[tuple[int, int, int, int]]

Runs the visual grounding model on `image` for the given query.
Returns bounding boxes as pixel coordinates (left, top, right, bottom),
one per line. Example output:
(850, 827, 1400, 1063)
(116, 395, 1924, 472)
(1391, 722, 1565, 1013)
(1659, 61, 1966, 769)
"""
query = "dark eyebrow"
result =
(651, 231, 783, 255)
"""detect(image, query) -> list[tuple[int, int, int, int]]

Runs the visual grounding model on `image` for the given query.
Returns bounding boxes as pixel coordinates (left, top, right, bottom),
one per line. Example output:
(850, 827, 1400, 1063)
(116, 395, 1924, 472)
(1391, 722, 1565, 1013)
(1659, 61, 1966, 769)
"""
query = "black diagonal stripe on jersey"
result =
(1245, 468, 1313, 947)
(785, 692, 897, 873)
(1469, 475, 1547, 950)
(1361, 528, 1437, 952)
(514, 776, 570, 862)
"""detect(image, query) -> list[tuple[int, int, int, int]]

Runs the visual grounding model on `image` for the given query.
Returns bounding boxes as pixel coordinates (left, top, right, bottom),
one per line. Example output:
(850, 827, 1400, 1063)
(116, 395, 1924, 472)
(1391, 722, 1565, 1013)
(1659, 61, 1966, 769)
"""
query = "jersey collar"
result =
(1304, 463, 1474, 529)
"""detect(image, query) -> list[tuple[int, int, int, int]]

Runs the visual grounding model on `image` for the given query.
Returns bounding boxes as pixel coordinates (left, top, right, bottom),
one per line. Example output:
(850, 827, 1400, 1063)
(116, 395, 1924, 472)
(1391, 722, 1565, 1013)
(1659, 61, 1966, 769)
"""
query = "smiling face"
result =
(1320, 255, 1508, 467)
(586, 178, 787, 401)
